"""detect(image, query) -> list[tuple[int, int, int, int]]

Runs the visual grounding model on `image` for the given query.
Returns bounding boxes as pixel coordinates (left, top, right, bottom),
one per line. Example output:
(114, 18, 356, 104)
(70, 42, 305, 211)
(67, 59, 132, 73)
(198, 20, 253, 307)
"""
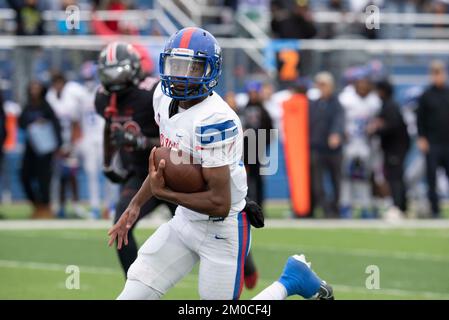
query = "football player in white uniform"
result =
(108, 27, 333, 300)
(339, 73, 382, 218)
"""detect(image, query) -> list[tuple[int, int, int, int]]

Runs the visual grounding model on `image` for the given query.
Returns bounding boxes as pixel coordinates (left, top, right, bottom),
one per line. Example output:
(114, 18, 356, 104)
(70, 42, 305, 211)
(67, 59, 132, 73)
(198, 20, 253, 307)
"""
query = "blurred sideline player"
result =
(338, 70, 381, 219)
(46, 72, 86, 218)
(79, 61, 119, 219)
(108, 27, 332, 300)
(95, 42, 178, 275)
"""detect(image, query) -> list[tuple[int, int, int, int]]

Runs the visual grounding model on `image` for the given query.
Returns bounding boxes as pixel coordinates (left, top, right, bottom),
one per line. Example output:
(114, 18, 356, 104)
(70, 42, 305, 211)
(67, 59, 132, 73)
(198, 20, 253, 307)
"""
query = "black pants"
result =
(20, 148, 53, 205)
(114, 174, 177, 275)
(384, 152, 407, 212)
(310, 151, 342, 218)
(425, 145, 449, 217)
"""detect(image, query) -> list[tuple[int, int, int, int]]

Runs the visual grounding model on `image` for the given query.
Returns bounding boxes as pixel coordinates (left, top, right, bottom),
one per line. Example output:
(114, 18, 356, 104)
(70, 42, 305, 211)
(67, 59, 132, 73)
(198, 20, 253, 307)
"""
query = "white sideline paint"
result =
(1, 259, 448, 299)
(1, 219, 449, 230)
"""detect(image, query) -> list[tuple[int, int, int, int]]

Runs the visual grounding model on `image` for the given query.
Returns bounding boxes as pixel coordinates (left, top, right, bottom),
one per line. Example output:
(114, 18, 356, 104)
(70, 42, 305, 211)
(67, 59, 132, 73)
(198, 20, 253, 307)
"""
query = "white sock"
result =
(252, 281, 288, 300)
(117, 279, 163, 300)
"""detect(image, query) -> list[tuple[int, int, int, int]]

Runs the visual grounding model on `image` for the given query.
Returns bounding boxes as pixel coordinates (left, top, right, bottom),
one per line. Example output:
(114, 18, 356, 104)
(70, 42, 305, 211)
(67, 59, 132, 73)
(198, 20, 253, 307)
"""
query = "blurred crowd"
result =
(0, 63, 119, 219)
(2, 0, 449, 38)
(228, 59, 449, 220)
(1, 58, 449, 220)
(1, 0, 449, 220)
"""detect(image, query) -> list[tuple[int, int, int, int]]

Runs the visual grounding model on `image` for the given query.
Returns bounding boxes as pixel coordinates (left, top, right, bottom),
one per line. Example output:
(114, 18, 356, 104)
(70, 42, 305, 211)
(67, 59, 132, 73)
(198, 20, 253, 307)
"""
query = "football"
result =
(154, 147, 207, 193)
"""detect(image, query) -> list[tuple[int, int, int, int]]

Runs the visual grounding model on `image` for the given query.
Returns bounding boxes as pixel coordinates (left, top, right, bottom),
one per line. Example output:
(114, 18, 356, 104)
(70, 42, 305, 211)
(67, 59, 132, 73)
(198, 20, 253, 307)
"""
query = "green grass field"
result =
(1, 225, 449, 300)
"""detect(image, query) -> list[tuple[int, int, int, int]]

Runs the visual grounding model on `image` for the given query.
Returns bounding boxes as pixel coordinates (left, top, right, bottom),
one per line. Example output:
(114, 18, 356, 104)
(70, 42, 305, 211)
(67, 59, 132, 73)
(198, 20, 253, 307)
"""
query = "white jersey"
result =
(46, 81, 84, 147)
(153, 83, 247, 221)
(339, 85, 381, 159)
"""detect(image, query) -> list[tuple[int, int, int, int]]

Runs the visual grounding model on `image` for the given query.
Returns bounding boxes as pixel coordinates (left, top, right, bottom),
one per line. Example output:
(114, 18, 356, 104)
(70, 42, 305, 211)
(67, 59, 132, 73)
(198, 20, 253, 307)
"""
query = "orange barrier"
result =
(3, 113, 17, 152)
(282, 93, 310, 216)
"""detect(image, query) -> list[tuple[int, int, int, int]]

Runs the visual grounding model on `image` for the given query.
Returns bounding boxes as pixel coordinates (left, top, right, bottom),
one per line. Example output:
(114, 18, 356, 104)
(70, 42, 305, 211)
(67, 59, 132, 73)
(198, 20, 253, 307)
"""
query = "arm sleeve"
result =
(194, 114, 240, 168)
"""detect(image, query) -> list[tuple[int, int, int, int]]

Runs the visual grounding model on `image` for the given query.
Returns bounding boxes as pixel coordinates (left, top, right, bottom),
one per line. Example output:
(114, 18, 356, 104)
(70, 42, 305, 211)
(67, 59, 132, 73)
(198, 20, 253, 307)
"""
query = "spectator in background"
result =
(270, 0, 317, 39)
(322, 0, 349, 39)
(7, 0, 45, 106)
(242, 80, 274, 209)
(429, 0, 449, 38)
(339, 69, 382, 218)
(416, 60, 449, 218)
(240, 81, 273, 290)
(19, 81, 62, 219)
(46, 71, 85, 218)
(6, 0, 44, 36)
(309, 72, 345, 218)
(368, 80, 410, 218)
(78, 61, 106, 219)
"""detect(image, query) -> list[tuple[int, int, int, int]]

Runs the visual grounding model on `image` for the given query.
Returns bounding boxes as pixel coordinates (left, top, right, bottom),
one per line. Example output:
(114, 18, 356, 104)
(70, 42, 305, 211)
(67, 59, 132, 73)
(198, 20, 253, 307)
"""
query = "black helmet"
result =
(98, 42, 142, 92)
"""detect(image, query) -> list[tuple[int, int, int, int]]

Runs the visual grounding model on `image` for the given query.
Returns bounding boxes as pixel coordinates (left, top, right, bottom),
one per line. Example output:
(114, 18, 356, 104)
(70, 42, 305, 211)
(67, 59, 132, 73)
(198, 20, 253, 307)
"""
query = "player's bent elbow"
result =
(210, 197, 231, 218)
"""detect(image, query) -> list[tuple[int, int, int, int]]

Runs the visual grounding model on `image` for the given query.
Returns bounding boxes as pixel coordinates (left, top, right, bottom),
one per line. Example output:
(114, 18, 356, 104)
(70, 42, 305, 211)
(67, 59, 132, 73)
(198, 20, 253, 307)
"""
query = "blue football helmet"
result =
(159, 27, 222, 100)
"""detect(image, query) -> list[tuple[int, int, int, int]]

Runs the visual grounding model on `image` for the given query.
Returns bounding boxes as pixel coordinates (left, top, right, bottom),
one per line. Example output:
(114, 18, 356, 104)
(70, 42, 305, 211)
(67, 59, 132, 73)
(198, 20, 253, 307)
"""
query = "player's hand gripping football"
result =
(149, 147, 168, 198)
(107, 203, 140, 250)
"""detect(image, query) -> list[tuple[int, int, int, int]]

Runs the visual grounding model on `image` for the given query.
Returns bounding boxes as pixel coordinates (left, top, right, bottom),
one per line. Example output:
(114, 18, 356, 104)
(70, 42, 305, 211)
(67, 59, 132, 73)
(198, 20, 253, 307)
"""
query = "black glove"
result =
(244, 197, 265, 228)
(103, 167, 129, 183)
(110, 128, 148, 150)
(102, 152, 131, 183)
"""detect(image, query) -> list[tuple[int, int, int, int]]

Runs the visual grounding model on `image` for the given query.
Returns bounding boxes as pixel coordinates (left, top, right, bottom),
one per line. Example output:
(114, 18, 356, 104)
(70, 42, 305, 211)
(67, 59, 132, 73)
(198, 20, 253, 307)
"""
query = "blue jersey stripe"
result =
(197, 127, 238, 145)
(195, 120, 236, 135)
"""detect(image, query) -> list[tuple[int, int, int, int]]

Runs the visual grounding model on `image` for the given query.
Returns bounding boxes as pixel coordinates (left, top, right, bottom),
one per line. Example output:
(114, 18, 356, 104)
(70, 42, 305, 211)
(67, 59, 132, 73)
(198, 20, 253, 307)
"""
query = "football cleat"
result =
(278, 254, 334, 300)
(314, 281, 335, 300)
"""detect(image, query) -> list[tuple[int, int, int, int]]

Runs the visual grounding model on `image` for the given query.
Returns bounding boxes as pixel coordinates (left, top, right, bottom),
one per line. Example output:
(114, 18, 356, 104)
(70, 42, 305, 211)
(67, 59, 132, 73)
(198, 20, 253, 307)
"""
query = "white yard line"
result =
(1, 219, 449, 230)
(1, 259, 448, 299)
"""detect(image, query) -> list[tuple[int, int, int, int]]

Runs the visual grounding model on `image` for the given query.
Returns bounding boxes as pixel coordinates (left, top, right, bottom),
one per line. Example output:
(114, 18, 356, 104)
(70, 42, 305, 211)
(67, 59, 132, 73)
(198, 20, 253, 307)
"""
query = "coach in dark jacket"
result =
(416, 60, 449, 217)
(369, 80, 410, 213)
(19, 80, 62, 219)
(242, 81, 274, 209)
(309, 72, 345, 218)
